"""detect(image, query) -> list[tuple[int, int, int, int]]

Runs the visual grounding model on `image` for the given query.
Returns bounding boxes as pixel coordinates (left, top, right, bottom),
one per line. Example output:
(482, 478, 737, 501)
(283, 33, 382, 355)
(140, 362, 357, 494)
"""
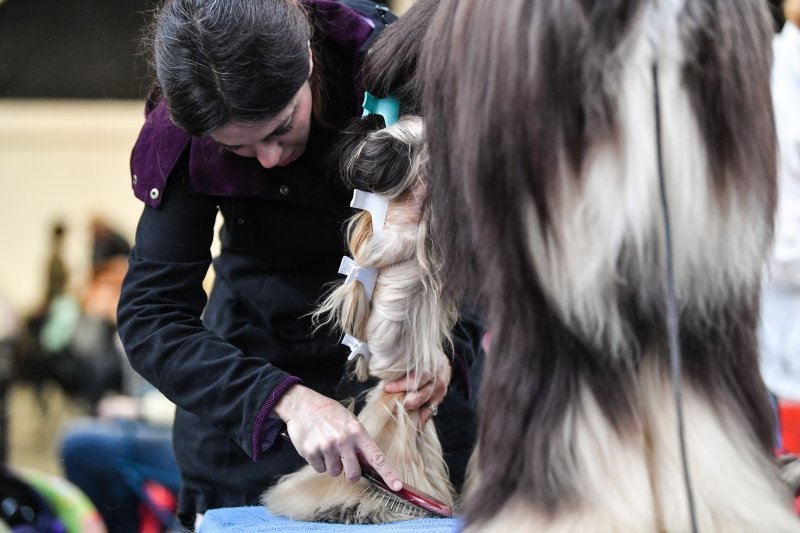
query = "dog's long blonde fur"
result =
(313, 119, 453, 384)
(263, 116, 456, 523)
(263, 387, 452, 523)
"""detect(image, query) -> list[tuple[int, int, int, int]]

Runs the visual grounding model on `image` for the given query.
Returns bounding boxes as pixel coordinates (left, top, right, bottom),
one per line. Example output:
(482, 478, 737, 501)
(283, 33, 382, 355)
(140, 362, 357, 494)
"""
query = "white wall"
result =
(0, 1, 418, 318)
(0, 99, 146, 315)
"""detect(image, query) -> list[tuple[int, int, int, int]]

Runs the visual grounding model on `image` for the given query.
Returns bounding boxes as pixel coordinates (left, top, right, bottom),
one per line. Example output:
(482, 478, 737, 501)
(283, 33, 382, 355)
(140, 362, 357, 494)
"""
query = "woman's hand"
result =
(273, 384, 402, 490)
(383, 353, 451, 425)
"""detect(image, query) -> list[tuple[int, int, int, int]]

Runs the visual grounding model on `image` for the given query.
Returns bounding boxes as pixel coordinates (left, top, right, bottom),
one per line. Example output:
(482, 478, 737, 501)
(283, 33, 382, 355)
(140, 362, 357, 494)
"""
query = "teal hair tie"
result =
(361, 92, 400, 127)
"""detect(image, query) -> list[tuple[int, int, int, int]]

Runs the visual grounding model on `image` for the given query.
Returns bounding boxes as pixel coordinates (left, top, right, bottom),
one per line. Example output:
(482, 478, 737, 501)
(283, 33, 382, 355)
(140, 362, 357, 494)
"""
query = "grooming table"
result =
(199, 507, 460, 532)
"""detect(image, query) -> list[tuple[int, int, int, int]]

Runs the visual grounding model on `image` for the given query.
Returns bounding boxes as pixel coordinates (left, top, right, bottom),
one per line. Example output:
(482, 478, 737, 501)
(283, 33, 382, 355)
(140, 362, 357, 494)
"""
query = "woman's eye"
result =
(272, 123, 293, 137)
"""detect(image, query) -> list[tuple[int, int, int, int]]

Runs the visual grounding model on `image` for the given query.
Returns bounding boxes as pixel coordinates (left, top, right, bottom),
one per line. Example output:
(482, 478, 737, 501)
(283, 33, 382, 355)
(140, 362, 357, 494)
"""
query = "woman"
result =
(117, 0, 481, 528)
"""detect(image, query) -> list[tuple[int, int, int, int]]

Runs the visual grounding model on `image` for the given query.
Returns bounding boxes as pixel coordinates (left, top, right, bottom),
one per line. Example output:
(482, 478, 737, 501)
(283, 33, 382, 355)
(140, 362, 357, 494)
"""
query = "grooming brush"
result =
(279, 431, 453, 518)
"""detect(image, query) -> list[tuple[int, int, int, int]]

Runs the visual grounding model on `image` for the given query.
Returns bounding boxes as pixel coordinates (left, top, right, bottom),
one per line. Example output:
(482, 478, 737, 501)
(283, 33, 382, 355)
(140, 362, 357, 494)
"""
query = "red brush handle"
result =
(359, 463, 453, 518)
(279, 431, 453, 518)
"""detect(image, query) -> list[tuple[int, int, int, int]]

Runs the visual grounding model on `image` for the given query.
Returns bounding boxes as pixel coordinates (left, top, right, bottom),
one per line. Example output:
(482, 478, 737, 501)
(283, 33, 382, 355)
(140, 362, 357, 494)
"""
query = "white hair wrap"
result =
(341, 333, 371, 362)
(338, 256, 378, 302)
(338, 189, 390, 359)
(350, 189, 389, 233)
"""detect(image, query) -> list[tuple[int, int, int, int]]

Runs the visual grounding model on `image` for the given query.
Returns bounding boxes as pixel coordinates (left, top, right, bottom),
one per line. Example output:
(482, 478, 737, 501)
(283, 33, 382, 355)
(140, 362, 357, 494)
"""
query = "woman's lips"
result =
(278, 150, 298, 167)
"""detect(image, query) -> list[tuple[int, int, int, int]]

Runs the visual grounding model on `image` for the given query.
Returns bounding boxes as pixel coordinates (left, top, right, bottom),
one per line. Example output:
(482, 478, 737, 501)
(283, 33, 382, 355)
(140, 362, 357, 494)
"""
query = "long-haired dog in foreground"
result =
(263, 115, 456, 523)
(422, 0, 800, 531)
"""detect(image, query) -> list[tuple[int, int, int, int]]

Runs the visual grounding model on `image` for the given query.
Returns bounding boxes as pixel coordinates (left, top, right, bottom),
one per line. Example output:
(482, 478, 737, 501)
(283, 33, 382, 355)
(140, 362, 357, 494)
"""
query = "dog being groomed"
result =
(421, 0, 800, 531)
(262, 115, 456, 524)
(261, 1, 460, 521)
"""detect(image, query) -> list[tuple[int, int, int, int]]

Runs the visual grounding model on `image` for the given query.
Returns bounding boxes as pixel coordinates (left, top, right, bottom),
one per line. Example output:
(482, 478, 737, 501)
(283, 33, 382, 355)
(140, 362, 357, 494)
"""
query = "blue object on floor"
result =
(199, 506, 461, 532)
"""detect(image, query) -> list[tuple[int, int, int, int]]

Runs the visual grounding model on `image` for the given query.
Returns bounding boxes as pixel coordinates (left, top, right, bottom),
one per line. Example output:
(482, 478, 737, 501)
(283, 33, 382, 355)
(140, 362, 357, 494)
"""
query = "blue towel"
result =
(199, 506, 461, 532)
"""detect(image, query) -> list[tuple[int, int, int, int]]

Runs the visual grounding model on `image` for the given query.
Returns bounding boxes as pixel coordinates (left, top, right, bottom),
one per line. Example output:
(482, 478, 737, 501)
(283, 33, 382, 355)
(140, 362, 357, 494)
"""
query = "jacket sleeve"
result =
(117, 176, 298, 460)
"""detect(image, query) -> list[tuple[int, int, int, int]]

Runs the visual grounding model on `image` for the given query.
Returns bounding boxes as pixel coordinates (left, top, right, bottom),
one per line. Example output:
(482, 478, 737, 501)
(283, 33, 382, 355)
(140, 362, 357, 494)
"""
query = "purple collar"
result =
(130, 0, 377, 207)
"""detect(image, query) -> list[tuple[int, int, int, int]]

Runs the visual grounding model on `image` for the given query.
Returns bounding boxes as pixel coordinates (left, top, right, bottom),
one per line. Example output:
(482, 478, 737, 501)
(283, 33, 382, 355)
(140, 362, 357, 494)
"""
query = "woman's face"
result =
(210, 81, 313, 169)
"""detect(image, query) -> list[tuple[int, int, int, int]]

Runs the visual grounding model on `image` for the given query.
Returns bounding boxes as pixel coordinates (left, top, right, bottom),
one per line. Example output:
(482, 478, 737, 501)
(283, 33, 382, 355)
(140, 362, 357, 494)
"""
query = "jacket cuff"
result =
(252, 375, 303, 460)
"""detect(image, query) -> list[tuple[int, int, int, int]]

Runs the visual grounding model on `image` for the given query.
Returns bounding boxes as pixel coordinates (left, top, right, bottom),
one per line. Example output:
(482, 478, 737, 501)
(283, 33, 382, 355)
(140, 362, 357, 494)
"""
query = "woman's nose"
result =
(253, 141, 283, 169)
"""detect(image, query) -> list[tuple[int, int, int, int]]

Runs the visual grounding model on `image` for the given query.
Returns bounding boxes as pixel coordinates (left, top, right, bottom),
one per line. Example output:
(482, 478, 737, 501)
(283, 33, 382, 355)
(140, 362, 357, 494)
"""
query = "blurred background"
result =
(0, 0, 788, 530)
(0, 0, 160, 483)
(0, 0, 419, 527)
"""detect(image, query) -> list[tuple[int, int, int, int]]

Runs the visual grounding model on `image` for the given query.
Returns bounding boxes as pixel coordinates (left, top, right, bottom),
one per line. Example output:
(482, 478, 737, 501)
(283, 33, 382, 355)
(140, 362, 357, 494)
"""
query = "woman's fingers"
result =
(383, 355, 453, 418)
(306, 450, 326, 474)
(278, 386, 401, 487)
(356, 435, 402, 491)
(402, 380, 435, 410)
(322, 445, 344, 477)
(419, 402, 438, 425)
(383, 372, 420, 394)
(339, 446, 362, 483)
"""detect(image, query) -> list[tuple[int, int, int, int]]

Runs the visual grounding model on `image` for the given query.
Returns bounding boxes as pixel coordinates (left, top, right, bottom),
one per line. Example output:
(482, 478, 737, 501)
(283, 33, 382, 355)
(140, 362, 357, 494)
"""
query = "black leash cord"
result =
(652, 62, 699, 533)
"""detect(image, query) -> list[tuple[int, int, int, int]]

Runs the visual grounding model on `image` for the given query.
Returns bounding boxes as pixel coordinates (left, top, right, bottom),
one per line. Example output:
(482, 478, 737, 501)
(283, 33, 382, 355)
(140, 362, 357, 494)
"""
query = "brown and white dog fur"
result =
(422, 0, 800, 531)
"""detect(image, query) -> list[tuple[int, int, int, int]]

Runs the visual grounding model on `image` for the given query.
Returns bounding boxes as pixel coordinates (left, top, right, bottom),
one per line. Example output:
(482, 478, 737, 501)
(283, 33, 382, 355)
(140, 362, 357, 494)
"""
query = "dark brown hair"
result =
(151, 0, 361, 136)
(152, 0, 310, 135)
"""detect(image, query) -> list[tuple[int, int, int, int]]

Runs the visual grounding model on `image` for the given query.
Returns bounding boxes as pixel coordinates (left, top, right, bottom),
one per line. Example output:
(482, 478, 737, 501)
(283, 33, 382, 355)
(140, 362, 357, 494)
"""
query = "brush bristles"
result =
(361, 485, 437, 519)
(312, 485, 437, 524)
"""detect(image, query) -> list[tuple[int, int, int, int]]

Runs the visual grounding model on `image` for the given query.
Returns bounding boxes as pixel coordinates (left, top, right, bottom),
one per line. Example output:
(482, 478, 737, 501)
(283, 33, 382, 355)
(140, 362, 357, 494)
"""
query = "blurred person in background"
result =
(60, 366, 179, 533)
(13, 220, 72, 414)
(760, 0, 800, 419)
(15, 217, 132, 414)
(43, 220, 69, 312)
(90, 216, 131, 278)
(0, 289, 20, 462)
(59, 216, 176, 532)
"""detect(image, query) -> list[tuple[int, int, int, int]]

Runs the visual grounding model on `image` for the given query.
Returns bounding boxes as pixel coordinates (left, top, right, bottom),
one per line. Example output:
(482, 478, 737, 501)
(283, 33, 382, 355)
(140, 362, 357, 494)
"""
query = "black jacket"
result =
(117, 0, 482, 522)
